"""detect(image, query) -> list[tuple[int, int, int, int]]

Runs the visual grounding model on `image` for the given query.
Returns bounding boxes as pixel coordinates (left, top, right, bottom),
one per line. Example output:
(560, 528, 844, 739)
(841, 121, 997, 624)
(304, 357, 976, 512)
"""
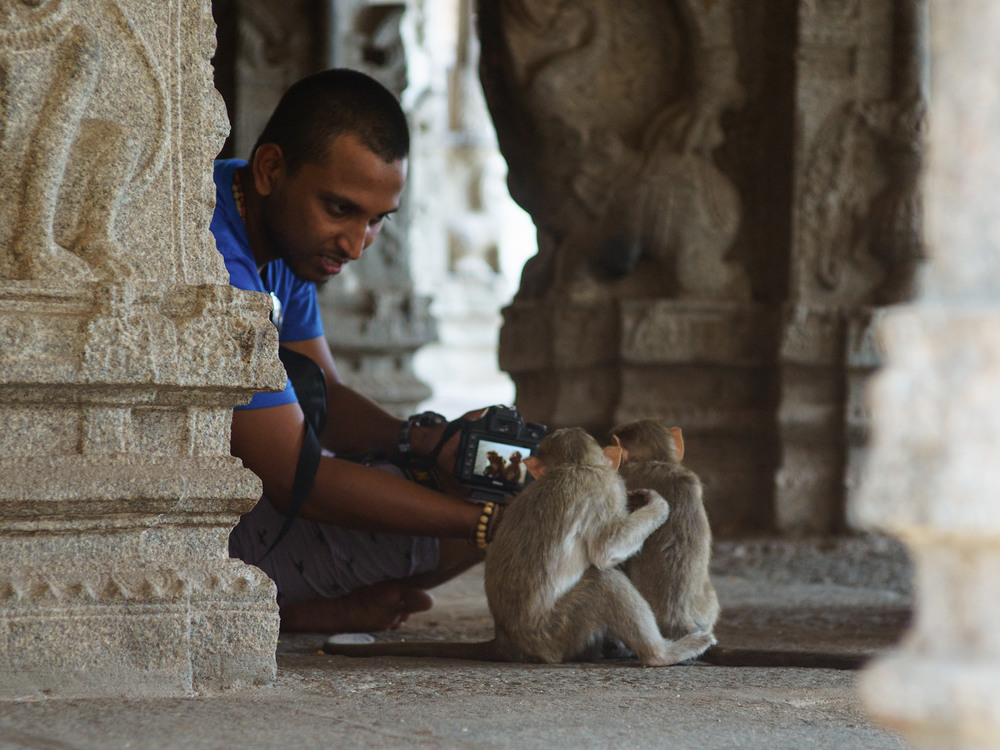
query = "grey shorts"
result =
(229, 463, 439, 608)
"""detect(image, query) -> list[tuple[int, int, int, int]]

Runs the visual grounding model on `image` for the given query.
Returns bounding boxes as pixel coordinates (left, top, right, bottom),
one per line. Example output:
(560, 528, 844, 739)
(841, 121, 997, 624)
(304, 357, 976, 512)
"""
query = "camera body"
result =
(454, 405, 546, 503)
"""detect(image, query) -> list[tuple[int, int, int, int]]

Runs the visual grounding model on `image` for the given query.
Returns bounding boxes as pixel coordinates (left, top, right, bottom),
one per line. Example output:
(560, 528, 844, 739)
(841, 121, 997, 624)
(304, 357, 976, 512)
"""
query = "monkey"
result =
(606, 419, 719, 643)
(323, 427, 714, 666)
(483, 450, 506, 479)
(607, 419, 872, 670)
(503, 450, 524, 483)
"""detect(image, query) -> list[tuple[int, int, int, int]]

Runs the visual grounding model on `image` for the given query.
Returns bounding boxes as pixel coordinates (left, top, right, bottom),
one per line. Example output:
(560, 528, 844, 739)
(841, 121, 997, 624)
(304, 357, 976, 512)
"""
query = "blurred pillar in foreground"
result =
(855, 1, 1000, 746)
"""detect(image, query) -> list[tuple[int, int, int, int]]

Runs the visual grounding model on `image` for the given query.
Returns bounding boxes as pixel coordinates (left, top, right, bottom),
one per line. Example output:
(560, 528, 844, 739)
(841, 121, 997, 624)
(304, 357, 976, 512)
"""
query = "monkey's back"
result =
(485, 464, 624, 636)
(621, 460, 719, 638)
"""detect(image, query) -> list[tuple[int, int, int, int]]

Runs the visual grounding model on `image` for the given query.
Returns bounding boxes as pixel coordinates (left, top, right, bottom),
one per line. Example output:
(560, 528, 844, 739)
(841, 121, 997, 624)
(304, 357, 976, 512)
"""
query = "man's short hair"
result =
(252, 68, 409, 173)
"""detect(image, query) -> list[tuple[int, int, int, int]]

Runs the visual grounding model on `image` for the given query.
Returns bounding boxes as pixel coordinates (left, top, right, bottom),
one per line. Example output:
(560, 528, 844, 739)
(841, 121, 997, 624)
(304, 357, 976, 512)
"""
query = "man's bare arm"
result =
(280, 336, 403, 457)
(279, 335, 477, 482)
(230, 401, 481, 537)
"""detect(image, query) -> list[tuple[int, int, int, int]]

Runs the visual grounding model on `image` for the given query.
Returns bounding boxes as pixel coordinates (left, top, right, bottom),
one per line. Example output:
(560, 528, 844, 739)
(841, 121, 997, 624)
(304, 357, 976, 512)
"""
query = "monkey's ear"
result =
(670, 427, 685, 461)
(603, 436, 629, 470)
(524, 456, 546, 479)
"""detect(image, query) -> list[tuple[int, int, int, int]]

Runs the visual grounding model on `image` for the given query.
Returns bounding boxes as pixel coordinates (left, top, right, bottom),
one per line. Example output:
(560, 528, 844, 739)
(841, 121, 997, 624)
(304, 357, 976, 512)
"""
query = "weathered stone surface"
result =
(0, 0, 283, 697)
(481, 0, 746, 304)
(855, 2, 1000, 746)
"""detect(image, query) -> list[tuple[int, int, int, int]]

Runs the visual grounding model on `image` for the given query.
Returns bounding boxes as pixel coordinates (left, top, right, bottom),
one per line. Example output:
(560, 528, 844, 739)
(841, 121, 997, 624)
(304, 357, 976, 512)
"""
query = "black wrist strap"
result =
(425, 419, 465, 465)
(256, 419, 322, 562)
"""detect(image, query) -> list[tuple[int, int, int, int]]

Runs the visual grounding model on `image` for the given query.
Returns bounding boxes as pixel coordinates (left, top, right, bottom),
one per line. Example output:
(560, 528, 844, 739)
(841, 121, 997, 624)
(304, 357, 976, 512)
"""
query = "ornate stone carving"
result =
(486, 0, 774, 524)
(0, 0, 284, 697)
(480, 0, 746, 303)
(0, 4, 168, 282)
(774, 0, 927, 535)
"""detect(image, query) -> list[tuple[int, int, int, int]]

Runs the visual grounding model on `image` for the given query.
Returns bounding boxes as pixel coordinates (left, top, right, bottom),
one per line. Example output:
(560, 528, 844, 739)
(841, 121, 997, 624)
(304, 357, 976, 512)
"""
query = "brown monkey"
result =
(324, 427, 713, 666)
(608, 420, 868, 670)
(607, 420, 719, 642)
(503, 450, 524, 483)
(483, 450, 506, 479)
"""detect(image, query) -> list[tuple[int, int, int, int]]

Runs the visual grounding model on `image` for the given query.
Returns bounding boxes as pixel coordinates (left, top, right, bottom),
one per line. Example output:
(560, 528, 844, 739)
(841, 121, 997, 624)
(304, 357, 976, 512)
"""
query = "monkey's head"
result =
(608, 419, 684, 464)
(524, 427, 607, 478)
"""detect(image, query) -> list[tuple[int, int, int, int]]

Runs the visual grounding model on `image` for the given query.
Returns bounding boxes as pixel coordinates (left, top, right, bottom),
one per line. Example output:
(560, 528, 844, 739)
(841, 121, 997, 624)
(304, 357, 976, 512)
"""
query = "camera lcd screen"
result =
(471, 438, 532, 490)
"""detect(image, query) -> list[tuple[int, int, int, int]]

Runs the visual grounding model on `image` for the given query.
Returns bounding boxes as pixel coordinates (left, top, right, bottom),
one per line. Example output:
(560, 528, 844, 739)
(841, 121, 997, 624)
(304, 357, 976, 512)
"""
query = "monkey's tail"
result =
(699, 645, 868, 670)
(662, 631, 716, 664)
(322, 638, 504, 662)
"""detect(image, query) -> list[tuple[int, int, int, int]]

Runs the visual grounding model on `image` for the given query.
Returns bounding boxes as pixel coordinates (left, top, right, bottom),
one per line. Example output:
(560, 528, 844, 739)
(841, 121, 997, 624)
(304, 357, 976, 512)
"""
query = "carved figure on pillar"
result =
(479, 0, 747, 302)
(0, 0, 168, 282)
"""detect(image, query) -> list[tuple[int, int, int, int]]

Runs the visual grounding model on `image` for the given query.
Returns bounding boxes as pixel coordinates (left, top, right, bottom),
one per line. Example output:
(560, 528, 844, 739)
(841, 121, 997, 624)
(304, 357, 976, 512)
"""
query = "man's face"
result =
(253, 133, 407, 283)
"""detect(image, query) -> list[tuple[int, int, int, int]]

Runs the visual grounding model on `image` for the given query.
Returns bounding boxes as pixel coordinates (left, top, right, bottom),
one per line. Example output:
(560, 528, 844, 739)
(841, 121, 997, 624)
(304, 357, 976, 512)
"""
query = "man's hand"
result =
(409, 408, 488, 499)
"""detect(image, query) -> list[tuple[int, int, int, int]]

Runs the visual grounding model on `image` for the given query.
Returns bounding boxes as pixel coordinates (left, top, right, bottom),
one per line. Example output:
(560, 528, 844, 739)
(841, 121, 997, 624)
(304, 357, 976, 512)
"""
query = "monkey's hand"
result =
(627, 489, 656, 512)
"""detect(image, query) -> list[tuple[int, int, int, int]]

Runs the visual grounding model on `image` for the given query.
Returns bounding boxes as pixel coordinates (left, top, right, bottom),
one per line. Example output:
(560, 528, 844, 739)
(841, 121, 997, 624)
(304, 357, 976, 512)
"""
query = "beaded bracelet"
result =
(474, 501, 498, 550)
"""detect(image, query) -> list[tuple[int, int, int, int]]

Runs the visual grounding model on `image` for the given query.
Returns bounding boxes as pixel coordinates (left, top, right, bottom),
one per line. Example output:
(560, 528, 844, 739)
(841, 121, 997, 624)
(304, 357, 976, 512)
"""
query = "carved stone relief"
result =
(793, 0, 926, 308)
(481, 0, 747, 304)
(775, 0, 927, 534)
(483, 0, 785, 527)
(483, 0, 926, 534)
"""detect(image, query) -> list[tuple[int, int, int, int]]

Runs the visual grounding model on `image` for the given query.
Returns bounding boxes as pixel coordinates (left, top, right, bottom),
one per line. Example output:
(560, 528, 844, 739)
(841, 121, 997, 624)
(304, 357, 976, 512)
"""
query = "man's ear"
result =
(524, 456, 546, 479)
(252, 143, 285, 197)
(669, 427, 685, 462)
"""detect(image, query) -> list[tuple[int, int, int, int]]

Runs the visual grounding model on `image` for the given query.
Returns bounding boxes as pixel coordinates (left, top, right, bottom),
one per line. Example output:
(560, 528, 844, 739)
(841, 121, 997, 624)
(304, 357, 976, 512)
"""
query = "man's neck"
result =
(234, 165, 275, 269)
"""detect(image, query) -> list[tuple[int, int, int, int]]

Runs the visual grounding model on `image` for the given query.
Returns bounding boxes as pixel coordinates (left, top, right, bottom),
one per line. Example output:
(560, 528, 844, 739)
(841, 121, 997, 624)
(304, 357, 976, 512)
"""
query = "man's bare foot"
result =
(280, 581, 435, 633)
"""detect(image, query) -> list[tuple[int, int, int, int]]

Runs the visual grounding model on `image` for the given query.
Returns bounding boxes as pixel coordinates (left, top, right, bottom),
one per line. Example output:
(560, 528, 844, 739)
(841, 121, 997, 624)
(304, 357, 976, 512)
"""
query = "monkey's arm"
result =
(587, 490, 669, 569)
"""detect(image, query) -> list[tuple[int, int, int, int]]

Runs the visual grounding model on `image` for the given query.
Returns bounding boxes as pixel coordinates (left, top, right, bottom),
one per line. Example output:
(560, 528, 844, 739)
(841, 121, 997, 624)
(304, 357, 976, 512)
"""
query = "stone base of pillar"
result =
(0, 282, 284, 697)
(0, 561, 277, 698)
(774, 307, 884, 535)
(855, 305, 1000, 747)
(499, 299, 620, 432)
(859, 537, 1000, 750)
(501, 297, 782, 534)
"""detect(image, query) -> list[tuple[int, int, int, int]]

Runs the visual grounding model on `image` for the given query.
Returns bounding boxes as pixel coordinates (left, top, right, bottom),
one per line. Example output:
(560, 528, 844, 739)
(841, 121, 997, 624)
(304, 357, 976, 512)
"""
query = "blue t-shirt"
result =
(212, 158, 324, 410)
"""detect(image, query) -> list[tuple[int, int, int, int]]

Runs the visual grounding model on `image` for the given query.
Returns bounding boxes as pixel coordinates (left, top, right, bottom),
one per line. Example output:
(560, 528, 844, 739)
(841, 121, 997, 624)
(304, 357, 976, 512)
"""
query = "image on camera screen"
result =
(472, 438, 531, 488)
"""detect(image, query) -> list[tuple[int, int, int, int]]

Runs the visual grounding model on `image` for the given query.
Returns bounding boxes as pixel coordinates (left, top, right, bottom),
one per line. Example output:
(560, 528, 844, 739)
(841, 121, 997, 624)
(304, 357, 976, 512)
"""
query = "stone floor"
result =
(0, 535, 913, 750)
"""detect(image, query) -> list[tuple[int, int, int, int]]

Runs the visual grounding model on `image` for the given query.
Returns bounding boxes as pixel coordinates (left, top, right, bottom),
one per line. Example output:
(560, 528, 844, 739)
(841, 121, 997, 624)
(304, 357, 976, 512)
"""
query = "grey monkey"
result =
(607, 419, 719, 645)
(324, 427, 713, 666)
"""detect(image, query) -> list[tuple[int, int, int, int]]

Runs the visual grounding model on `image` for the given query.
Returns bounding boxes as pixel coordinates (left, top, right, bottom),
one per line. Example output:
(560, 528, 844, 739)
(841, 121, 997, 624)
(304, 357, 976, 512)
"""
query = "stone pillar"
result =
(0, 0, 285, 697)
(479, 0, 782, 529)
(776, 0, 927, 534)
(854, 1, 1000, 746)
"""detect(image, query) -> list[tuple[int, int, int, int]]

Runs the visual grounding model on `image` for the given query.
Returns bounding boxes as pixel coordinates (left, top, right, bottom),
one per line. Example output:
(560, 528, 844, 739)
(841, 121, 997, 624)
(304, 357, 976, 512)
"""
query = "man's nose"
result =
(340, 221, 370, 260)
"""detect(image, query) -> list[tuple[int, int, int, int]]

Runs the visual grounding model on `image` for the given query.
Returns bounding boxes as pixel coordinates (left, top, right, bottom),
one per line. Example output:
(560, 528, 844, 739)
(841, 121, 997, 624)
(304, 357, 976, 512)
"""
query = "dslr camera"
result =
(453, 405, 546, 503)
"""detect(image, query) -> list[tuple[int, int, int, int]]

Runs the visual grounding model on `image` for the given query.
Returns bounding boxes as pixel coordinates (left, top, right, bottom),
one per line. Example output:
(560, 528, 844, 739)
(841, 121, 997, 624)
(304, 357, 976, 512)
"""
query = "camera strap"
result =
(254, 347, 327, 563)
(397, 418, 466, 493)
(425, 419, 465, 463)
